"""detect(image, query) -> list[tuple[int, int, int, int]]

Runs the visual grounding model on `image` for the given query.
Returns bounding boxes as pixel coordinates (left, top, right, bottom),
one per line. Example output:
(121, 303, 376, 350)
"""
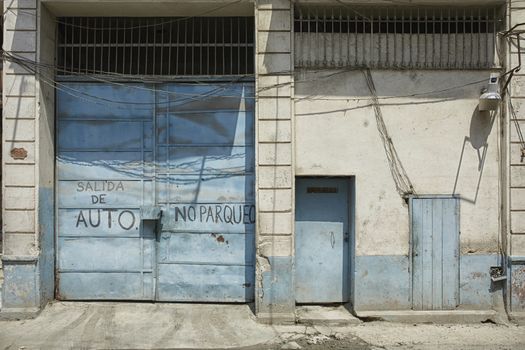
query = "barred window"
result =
(294, 5, 504, 69)
(57, 17, 255, 76)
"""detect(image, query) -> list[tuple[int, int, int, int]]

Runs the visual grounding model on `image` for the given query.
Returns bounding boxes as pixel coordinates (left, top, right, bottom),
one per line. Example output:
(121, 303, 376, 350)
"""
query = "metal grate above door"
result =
(294, 5, 504, 69)
(57, 17, 255, 76)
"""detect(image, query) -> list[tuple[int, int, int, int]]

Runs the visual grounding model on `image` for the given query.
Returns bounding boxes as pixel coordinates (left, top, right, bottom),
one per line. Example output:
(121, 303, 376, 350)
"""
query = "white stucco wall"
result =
(295, 70, 501, 256)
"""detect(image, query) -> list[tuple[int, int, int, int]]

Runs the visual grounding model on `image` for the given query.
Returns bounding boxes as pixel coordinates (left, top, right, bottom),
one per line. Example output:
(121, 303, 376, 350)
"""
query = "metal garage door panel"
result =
(56, 83, 155, 300)
(58, 272, 154, 300)
(57, 81, 255, 302)
(156, 146, 254, 174)
(57, 152, 153, 180)
(58, 237, 152, 271)
(157, 174, 255, 203)
(158, 232, 255, 265)
(157, 264, 254, 302)
(156, 83, 255, 302)
(57, 83, 154, 119)
(155, 84, 254, 112)
(157, 112, 253, 145)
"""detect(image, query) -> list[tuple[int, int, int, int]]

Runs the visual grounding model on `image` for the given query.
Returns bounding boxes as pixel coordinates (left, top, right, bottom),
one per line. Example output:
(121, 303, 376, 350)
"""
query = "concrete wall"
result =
(295, 69, 503, 310)
(0, 0, 516, 318)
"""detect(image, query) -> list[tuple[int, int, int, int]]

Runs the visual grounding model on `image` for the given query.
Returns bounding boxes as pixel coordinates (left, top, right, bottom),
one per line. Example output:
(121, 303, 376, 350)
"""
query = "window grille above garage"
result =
(294, 6, 504, 69)
(57, 17, 255, 76)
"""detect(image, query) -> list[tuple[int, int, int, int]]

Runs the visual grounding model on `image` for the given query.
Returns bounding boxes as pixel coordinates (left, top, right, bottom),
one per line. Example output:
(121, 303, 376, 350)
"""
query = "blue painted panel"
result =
(354, 255, 411, 311)
(158, 233, 255, 265)
(155, 82, 255, 302)
(58, 272, 154, 300)
(59, 120, 152, 150)
(57, 83, 156, 301)
(156, 146, 254, 174)
(58, 237, 154, 271)
(155, 83, 255, 112)
(156, 174, 255, 203)
(57, 152, 151, 181)
(295, 178, 350, 303)
(157, 264, 254, 302)
(157, 112, 253, 146)
(57, 83, 154, 119)
(411, 197, 459, 310)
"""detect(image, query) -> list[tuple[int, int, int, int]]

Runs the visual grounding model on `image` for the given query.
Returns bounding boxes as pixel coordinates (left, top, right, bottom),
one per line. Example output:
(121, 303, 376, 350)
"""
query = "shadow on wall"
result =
(452, 106, 496, 204)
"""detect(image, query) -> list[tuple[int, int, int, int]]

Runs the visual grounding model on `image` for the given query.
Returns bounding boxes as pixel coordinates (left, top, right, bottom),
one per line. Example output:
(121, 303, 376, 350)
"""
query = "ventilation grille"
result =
(294, 6, 504, 69)
(57, 17, 255, 76)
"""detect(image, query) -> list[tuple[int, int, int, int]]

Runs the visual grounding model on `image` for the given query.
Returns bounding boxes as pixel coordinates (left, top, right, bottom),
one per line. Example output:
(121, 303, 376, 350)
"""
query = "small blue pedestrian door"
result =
(410, 197, 459, 310)
(295, 178, 350, 303)
(56, 82, 255, 302)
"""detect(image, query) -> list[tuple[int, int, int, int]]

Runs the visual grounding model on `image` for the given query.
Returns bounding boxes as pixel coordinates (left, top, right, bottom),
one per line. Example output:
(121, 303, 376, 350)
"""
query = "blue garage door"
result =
(56, 82, 255, 302)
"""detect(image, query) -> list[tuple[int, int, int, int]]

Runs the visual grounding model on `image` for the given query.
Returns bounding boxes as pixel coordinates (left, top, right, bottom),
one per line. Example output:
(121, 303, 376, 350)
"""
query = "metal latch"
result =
(140, 206, 162, 221)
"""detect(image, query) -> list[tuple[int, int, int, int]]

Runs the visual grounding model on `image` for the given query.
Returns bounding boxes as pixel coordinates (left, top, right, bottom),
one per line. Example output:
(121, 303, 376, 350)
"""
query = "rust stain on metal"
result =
(10, 147, 28, 160)
(210, 233, 228, 244)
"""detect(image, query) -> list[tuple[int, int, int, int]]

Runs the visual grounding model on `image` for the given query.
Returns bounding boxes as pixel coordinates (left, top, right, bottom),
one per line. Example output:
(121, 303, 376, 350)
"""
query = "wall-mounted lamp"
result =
(479, 73, 501, 112)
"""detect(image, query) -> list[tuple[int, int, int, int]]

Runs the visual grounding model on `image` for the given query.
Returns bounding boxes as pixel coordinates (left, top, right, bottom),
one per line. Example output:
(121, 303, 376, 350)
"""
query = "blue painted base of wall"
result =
(510, 258, 525, 312)
(257, 256, 294, 316)
(1, 188, 55, 316)
(1, 259, 39, 309)
(354, 255, 411, 311)
(354, 254, 501, 311)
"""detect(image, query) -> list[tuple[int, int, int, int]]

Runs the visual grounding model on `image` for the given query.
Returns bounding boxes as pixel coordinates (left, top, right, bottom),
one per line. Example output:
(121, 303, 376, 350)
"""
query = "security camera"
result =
(479, 73, 501, 111)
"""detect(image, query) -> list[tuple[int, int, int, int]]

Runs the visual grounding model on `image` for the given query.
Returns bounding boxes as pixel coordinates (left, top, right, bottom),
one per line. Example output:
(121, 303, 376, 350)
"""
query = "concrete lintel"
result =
(42, 1, 255, 16)
(355, 310, 502, 324)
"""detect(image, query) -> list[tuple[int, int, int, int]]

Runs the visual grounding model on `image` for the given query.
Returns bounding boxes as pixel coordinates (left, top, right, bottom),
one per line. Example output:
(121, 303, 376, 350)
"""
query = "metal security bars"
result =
(294, 6, 504, 69)
(57, 17, 255, 76)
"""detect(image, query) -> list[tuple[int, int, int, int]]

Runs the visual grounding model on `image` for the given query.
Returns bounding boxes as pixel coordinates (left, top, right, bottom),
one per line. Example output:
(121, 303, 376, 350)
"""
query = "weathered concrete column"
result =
(508, 1, 525, 320)
(254, 0, 295, 323)
(1, 0, 55, 317)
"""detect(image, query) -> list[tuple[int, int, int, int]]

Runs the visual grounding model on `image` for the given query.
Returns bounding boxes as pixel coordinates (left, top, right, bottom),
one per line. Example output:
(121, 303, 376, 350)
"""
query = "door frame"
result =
(294, 176, 355, 306)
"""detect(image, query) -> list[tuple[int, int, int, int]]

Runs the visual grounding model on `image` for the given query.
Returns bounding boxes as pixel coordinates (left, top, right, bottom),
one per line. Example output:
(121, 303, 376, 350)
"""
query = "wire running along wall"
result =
(57, 17, 255, 76)
(294, 5, 505, 69)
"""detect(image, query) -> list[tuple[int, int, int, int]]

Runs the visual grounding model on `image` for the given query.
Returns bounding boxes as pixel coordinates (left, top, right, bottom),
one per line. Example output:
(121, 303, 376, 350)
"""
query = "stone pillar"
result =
(509, 1, 525, 319)
(255, 0, 295, 323)
(1, 0, 55, 317)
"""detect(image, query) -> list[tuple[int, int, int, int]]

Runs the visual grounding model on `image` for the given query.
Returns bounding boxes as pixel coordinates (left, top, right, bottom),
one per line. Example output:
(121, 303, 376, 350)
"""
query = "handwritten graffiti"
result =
(174, 204, 255, 225)
(75, 209, 136, 230)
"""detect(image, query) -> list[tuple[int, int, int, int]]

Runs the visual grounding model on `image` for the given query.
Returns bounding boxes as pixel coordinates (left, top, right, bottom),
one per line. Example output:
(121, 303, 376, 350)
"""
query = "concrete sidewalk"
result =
(0, 302, 524, 350)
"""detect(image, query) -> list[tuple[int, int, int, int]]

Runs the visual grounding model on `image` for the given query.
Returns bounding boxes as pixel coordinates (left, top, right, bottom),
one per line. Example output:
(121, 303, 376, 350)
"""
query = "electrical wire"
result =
(3, 51, 496, 105)
(363, 69, 415, 198)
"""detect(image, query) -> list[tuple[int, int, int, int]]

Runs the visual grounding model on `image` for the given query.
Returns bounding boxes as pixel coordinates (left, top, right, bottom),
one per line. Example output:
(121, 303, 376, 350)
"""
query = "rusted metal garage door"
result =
(56, 81, 255, 302)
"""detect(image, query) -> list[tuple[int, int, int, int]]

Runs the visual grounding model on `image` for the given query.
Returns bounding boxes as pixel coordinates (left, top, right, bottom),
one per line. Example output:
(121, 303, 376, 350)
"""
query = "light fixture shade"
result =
(479, 91, 501, 111)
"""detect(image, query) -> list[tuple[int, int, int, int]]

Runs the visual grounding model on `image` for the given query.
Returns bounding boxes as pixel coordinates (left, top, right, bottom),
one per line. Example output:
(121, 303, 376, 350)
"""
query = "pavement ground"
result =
(0, 302, 523, 350)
